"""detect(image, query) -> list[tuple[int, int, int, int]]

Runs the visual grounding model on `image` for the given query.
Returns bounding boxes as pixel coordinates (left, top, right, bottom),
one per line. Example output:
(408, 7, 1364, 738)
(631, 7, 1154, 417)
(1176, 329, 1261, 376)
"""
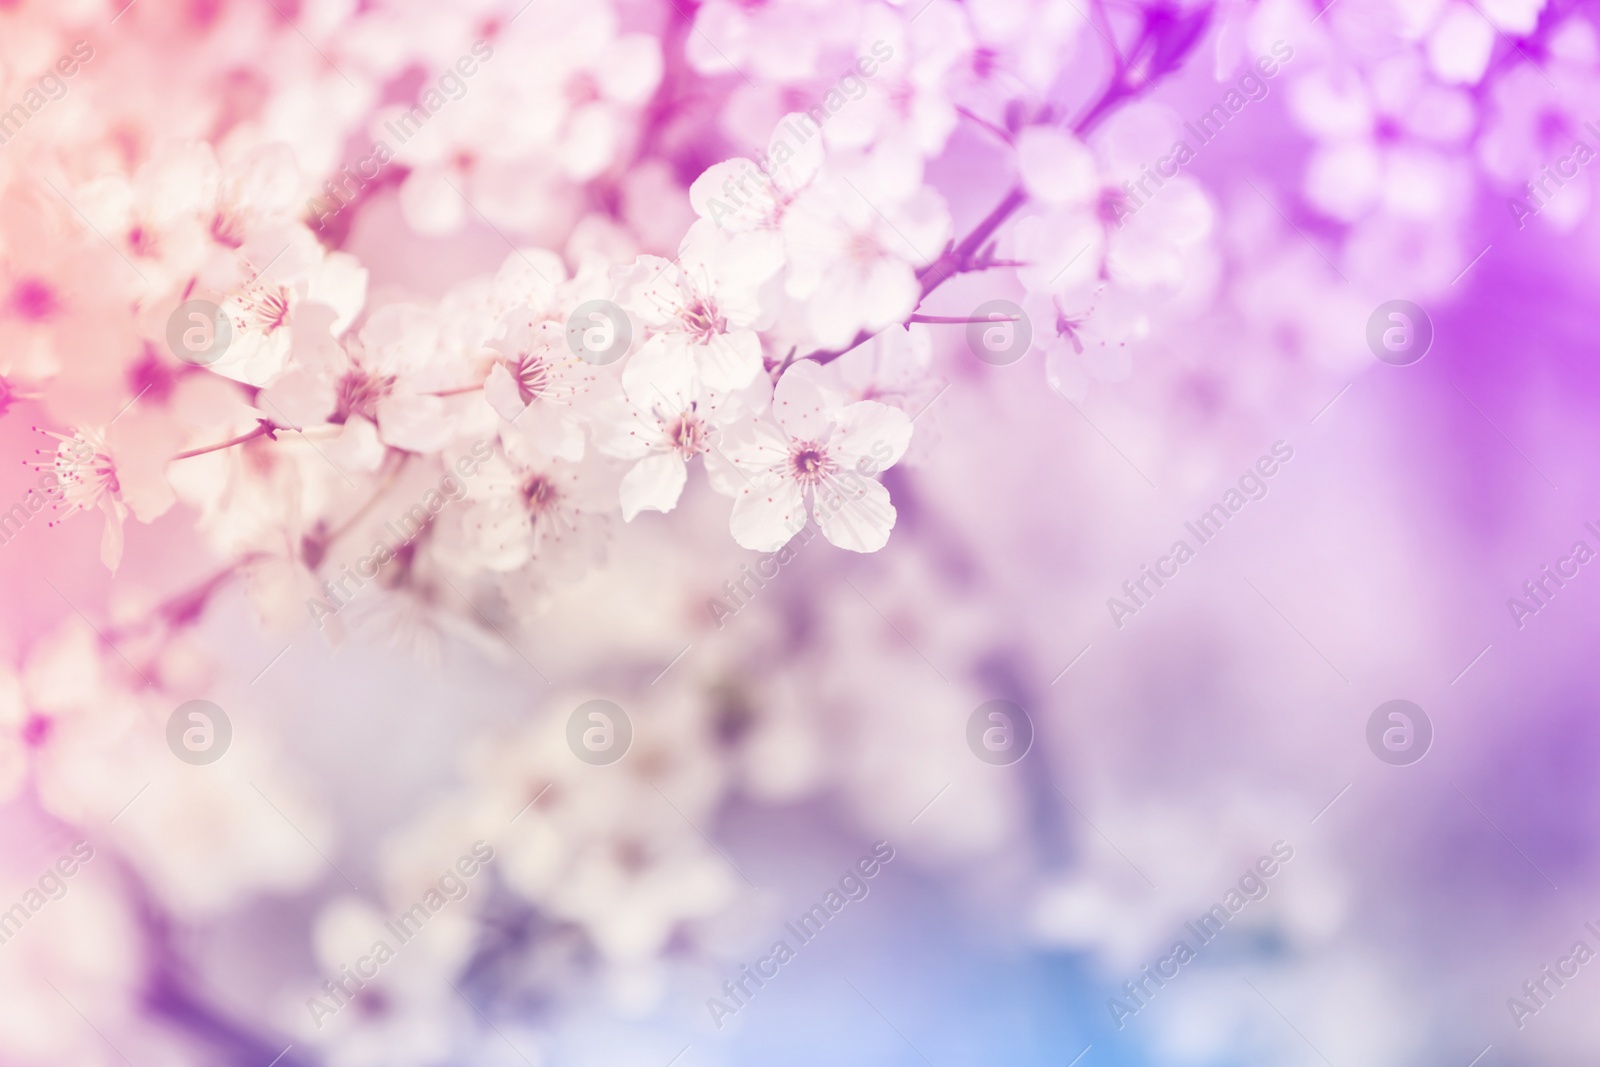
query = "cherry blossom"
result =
(205, 226, 368, 388)
(781, 169, 951, 348)
(719, 361, 911, 552)
(595, 337, 768, 521)
(454, 435, 612, 582)
(261, 302, 481, 456)
(614, 228, 779, 392)
(482, 305, 600, 460)
(32, 415, 180, 570)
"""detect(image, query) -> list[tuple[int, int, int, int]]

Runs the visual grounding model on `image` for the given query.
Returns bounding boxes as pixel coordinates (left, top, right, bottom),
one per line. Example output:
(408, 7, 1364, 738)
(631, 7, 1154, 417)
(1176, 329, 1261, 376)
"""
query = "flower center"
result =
(788, 443, 835, 487)
(680, 298, 726, 344)
(128, 225, 160, 258)
(21, 713, 51, 748)
(566, 72, 601, 106)
(35, 429, 118, 517)
(615, 838, 650, 874)
(333, 370, 396, 423)
(10, 278, 58, 322)
(972, 46, 1000, 81)
(846, 233, 881, 264)
(210, 210, 244, 249)
(1098, 188, 1133, 225)
(232, 282, 292, 334)
(668, 413, 707, 457)
(524, 474, 562, 516)
(1054, 309, 1086, 355)
(514, 352, 555, 404)
(353, 987, 392, 1020)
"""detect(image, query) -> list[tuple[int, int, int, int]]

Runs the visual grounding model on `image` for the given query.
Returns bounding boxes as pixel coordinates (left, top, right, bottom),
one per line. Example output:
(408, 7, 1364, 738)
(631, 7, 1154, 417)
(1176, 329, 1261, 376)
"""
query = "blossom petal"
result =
(622, 335, 698, 410)
(309, 252, 369, 335)
(729, 474, 806, 551)
(1017, 127, 1100, 206)
(771, 360, 834, 440)
(376, 392, 452, 453)
(614, 256, 682, 327)
(812, 472, 896, 553)
(695, 329, 762, 392)
(484, 362, 529, 422)
(620, 453, 688, 521)
(832, 399, 912, 473)
(719, 418, 791, 474)
(98, 496, 126, 571)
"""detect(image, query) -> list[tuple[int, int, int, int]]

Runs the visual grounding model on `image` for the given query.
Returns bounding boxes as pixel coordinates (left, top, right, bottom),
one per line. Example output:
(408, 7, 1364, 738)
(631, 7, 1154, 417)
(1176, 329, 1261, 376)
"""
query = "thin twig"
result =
(170, 420, 276, 461)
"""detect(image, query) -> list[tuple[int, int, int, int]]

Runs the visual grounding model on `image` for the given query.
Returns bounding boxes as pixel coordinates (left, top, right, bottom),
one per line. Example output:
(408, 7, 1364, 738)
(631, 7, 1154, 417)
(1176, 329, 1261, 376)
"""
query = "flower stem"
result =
(171, 420, 277, 460)
(105, 554, 267, 642)
(793, 10, 1209, 372)
(908, 314, 1021, 324)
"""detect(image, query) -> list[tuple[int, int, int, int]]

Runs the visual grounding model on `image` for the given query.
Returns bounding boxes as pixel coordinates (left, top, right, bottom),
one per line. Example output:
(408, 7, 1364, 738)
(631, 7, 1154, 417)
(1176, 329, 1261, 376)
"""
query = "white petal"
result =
(812, 473, 896, 553)
(719, 418, 792, 474)
(325, 416, 386, 474)
(833, 400, 912, 473)
(696, 330, 763, 391)
(689, 160, 777, 231)
(769, 112, 824, 192)
(107, 414, 179, 523)
(484, 363, 529, 422)
(98, 497, 126, 571)
(596, 35, 665, 104)
(729, 474, 806, 551)
(468, 501, 535, 571)
(623, 336, 697, 409)
(1427, 4, 1495, 84)
(614, 256, 681, 327)
(206, 326, 291, 387)
(702, 442, 748, 497)
(309, 252, 369, 335)
(376, 392, 451, 452)
(258, 366, 337, 428)
(620, 453, 688, 521)
(1046, 347, 1092, 402)
(1017, 127, 1100, 206)
(771, 360, 834, 440)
